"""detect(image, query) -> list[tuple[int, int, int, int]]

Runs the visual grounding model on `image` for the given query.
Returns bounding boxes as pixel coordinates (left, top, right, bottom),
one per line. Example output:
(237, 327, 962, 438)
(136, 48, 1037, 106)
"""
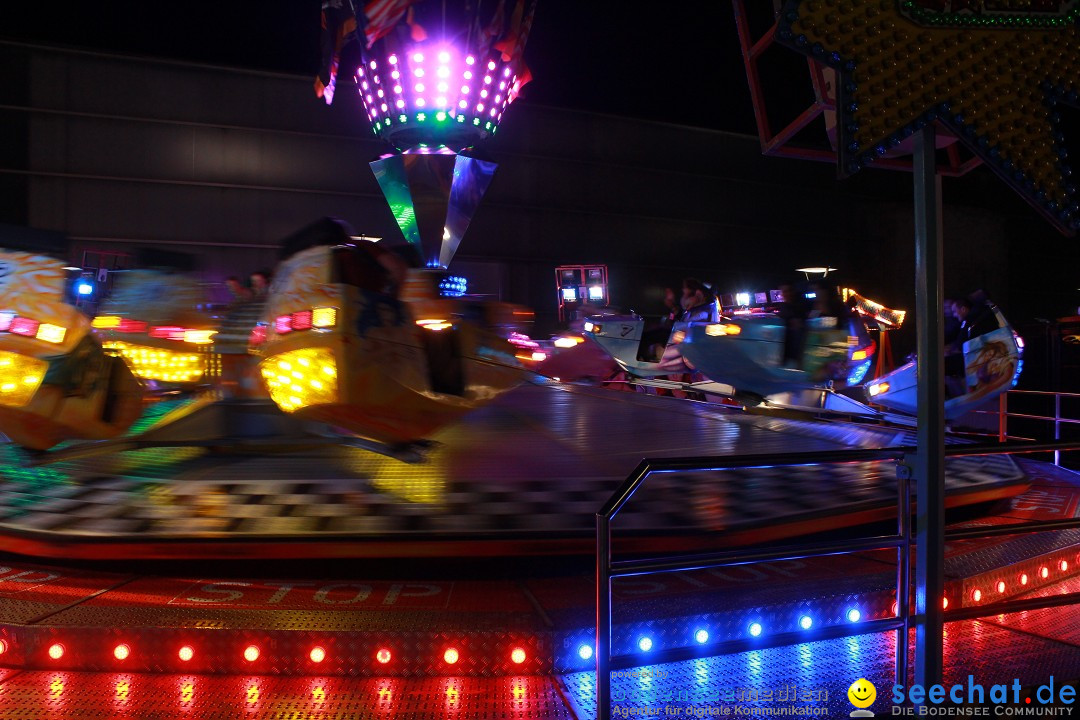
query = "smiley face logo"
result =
(848, 678, 876, 709)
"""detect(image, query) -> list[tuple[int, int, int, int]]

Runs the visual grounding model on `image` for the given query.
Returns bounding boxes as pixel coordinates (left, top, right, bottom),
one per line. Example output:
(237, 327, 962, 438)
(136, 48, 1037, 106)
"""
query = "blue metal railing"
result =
(595, 440, 1080, 720)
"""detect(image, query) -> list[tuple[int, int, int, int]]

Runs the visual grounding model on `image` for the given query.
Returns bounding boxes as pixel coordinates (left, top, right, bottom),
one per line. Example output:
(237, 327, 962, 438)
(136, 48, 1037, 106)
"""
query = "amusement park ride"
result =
(0, 3, 540, 461)
(1, 3, 1080, 720)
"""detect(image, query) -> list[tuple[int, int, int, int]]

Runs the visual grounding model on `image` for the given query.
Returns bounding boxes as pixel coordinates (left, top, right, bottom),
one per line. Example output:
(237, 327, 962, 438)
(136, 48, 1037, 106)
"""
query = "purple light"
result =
(362, 81, 369, 90)
(391, 70, 400, 79)
(381, 103, 388, 111)
(436, 96, 447, 107)
(373, 75, 379, 83)
(397, 99, 406, 108)
(461, 85, 470, 94)
(389, 54, 398, 65)
(494, 95, 501, 103)
(438, 51, 450, 63)
(464, 71, 473, 80)
(489, 108, 496, 116)
(377, 89, 384, 98)
(416, 98, 426, 107)
(487, 60, 496, 70)
(415, 83, 425, 92)
(414, 68, 425, 77)
(504, 67, 511, 77)
(370, 60, 377, 69)
(466, 55, 475, 65)
(366, 94, 373, 103)
(437, 82, 448, 92)
(459, 100, 468, 108)
(499, 81, 506, 90)
(476, 103, 484, 112)
(413, 52, 424, 63)
(437, 66, 450, 78)
(394, 85, 403, 94)
(480, 89, 488, 98)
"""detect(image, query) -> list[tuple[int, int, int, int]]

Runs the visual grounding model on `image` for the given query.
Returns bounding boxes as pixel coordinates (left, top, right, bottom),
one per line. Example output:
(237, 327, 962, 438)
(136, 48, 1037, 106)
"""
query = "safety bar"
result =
(596, 439, 1080, 720)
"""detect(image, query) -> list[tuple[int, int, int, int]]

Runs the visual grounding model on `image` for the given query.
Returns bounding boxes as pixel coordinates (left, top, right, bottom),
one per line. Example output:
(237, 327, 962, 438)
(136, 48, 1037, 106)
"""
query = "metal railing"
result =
(988, 390, 1080, 466)
(595, 440, 1080, 720)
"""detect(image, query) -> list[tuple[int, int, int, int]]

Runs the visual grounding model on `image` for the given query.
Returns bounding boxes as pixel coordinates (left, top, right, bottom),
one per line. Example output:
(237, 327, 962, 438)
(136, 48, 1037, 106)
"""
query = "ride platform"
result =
(0, 380, 1030, 560)
(0, 381, 1078, 717)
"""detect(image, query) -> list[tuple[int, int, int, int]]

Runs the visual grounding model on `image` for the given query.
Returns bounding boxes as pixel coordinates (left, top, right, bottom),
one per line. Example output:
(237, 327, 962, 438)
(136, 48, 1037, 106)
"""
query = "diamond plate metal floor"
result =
(0, 382, 1031, 560)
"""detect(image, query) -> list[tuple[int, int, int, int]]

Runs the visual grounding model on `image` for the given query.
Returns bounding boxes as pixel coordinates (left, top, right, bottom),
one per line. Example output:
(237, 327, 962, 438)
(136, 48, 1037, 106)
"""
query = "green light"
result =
(457, 115, 465, 123)
(473, 118, 480, 126)
(399, 114, 407, 123)
(436, 111, 447, 122)
(417, 112, 426, 122)
(485, 122, 492, 130)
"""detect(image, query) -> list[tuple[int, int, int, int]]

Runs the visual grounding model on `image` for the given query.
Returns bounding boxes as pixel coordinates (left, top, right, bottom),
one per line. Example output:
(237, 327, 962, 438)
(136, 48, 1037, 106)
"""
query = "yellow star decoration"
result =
(776, 1, 1080, 234)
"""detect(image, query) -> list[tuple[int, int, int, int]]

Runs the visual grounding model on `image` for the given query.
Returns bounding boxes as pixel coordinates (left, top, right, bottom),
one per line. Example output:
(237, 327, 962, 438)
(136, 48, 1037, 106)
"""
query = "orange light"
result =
(376, 648, 392, 664)
(309, 646, 326, 663)
(48, 643, 65, 660)
(942, 596, 949, 610)
(971, 589, 982, 602)
(114, 644, 130, 661)
(443, 648, 459, 665)
(1040, 566, 1050, 579)
(996, 580, 1006, 593)
(178, 646, 194, 662)
(510, 647, 526, 664)
(852, 349, 868, 361)
(243, 645, 260, 662)
(1020, 573, 1029, 586)
(1061, 560, 1070, 572)
(0, 639, 7, 655)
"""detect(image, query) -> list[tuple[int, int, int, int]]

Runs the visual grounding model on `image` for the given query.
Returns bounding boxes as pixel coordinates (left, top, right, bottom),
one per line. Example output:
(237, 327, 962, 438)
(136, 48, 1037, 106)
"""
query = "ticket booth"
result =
(555, 265, 608, 322)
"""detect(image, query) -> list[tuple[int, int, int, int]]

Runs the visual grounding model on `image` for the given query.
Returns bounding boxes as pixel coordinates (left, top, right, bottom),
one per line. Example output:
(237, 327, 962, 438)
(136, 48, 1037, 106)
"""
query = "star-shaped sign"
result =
(775, 0, 1080, 235)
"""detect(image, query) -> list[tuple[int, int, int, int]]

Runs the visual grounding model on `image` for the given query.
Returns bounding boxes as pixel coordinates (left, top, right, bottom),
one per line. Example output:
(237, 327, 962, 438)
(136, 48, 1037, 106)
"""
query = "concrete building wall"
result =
(1, 40, 1063, 339)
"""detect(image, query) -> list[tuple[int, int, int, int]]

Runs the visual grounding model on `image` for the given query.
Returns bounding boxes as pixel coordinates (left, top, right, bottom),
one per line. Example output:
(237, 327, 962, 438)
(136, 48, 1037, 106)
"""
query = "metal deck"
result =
(0, 382, 1029, 560)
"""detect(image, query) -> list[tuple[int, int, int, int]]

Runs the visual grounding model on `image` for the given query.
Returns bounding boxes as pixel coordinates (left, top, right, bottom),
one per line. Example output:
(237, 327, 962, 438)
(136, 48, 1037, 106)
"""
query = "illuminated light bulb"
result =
(638, 637, 653, 651)
(437, 66, 449, 78)
(484, 75, 493, 84)
(397, 99, 405, 108)
(942, 596, 949, 610)
(464, 70, 473, 80)
(996, 580, 1006, 593)
(243, 645, 260, 662)
(376, 648, 391, 664)
(1040, 566, 1050, 579)
(413, 52, 424, 63)
(310, 646, 326, 663)
(437, 82, 448, 92)
(695, 629, 709, 643)
(438, 51, 450, 63)
(466, 55, 475, 65)
(1061, 560, 1069, 572)
(48, 643, 65, 660)
(114, 644, 130, 660)
(443, 648, 459, 664)
(414, 68, 424, 77)
(388, 54, 397, 64)
(748, 622, 763, 637)
(847, 608, 862, 623)
(799, 615, 813, 630)
(578, 644, 593, 660)
(391, 70, 400, 80)
(179, 646, 194, 662)
(415, 83, 425, 92)
(487, 60, 496, 70)
(971, 589, 982, 602)
(510, 647, 526, 664)
(0, 639, 7, 655)
(459, 100, 468, 108)
(369, 60, 377, 70)
(416, 98, 426, 107)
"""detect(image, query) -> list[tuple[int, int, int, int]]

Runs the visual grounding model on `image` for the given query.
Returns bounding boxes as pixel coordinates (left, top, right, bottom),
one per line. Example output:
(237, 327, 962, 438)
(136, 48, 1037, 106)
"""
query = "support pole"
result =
(913, 124, 946, 689)
(597, 514, 611, 720)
